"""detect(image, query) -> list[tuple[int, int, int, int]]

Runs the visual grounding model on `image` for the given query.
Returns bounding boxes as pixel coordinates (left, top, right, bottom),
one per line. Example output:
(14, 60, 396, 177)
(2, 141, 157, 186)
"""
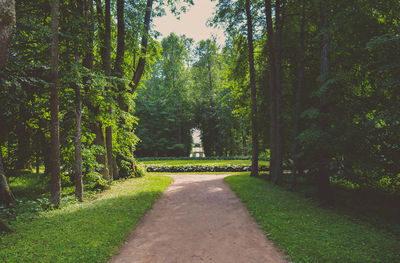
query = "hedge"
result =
(145, 165, 270, 173)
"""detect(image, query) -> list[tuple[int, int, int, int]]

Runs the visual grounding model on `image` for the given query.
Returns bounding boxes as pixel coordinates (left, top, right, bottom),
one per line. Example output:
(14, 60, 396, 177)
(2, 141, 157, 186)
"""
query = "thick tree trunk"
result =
(318, 0, 333, 204)
(130, 0, 153, 93)
(0, 0, 16, 69)
(265, 0, 285, 183)
(0, 150, 15, 205)
(292, 0, 306, 189)
(50, 0, 61, 207)
(0, 0, 16, 232)
(245, 0, 259, 177)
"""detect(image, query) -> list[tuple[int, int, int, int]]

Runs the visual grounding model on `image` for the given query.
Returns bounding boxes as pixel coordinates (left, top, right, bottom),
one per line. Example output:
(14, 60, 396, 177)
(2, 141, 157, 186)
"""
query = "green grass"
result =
(0, 175, 172, 263)
(8, 170, 50, 200)
(140, 159, 269, 166)
(225, 174, 400, 263)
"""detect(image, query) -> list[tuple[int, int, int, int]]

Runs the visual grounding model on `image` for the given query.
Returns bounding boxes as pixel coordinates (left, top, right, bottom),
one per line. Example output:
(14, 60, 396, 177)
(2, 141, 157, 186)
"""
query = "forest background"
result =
(0, 0, 399, 226)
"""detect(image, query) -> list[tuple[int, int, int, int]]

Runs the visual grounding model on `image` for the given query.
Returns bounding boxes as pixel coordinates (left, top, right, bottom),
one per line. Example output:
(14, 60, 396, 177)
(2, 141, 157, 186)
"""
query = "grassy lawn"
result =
(140, 159, 269, 166)
(225, 173, 400, 263)
(0, 175, 172, 263)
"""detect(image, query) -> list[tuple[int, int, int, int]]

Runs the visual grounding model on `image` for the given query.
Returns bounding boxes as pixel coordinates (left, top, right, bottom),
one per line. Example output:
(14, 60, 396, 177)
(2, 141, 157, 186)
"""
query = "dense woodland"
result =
(0, 0, 399, 233)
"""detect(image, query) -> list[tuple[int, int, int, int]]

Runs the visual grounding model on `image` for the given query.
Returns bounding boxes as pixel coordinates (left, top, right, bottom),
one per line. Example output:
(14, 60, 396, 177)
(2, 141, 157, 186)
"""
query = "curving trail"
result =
(111, 174, 287, 263)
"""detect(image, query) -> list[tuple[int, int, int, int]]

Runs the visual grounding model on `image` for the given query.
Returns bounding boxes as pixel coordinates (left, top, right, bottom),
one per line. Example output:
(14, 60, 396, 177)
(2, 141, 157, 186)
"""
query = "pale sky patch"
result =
(153, 0, 226, 47)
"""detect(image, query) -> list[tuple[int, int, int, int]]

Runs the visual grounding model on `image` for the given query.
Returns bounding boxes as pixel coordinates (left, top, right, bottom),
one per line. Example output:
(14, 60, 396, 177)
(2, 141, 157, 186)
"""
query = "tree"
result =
(0, 0, 16, 208)
(104, 0, 115, 181)
(245, 0, 259, 177)
(291, 0, 307, 189)
(317, 0, 332, 203)
(264, 0, 286, 184)
(130, 0, 153, 92)
(49, 0, 61, 207)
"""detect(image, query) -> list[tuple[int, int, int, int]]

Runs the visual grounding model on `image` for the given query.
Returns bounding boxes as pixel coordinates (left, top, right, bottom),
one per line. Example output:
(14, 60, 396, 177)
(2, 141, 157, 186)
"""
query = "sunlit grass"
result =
(225, 173, 400, 263)
(0, 175, 172, 263)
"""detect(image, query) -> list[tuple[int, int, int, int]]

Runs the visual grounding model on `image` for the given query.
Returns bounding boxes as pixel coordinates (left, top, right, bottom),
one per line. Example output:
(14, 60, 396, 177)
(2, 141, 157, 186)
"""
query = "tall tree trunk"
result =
(318, 0, 333, 204)
(0, 0, 15, 69)
(130, 0, 153, 93)
(92, 0, 110, 181)
(15, 108, 30, 170)
(292, 0, 306, 189)
(50, 0, 61, 207)
(110, 0, 125, 180)
(73, 0, 83, 200)
(104, 0, 114, 181)
(114, 0, 124, 76)
(273, 0, 285, 184)
(265, 0, 277, 181)
(265, 0, 285, 183)
(74, 60, 83, 202)
(0, 0, 16, 232)
(245, 0, 259, 177)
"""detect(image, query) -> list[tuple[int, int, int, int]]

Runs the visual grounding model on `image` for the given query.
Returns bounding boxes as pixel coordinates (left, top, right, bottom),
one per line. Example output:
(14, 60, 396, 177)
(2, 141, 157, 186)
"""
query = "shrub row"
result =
(137, 156, 270, 162)
(146, 165, 270, 173)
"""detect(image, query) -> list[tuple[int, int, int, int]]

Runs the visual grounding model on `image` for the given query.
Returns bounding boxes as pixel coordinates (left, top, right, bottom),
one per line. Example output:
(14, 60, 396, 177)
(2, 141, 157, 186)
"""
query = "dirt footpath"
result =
(111, 174, 287, 263)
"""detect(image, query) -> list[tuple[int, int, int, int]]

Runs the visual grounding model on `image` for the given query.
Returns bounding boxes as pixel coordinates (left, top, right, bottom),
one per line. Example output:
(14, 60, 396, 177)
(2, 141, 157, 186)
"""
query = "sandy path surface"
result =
(111, 174, 287, 263)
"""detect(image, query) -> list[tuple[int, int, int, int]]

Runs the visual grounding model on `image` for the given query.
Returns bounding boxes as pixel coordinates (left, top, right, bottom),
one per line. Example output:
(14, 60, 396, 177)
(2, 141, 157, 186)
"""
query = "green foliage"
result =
(139, 159, 269, 166)
(0, 175, 172, 262)
(135, 33, 194, 157)
(226, 174, 400, 263)
(137, 156, 269, 161)
(145, 164, 269, 173)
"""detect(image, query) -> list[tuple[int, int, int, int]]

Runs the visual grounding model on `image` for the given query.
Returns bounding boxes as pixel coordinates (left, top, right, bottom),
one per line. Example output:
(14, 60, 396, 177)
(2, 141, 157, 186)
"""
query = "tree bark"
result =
(0, 150, 15, 206)
(83, 0, 108, 182)
(245, 0, 259, 177)
(0, 0, 16, 69)
(292, 0, 306, 190)
(265, 0, 276, 180)
(130, 0, 153, 93)
(265, 0, 284, 183)
(15, 106, 30, 170)
(50, 0, 61, 207)
(114, 0, 125, 76)
(91, 0, 110, 181)
(74, 82, 83, 202)
(318, 0, 333, 204)
(104, 0, 114, 181)
(73, 0, 83, 200)
(274, 0, 285, 184)
(0, 0, 17, 233)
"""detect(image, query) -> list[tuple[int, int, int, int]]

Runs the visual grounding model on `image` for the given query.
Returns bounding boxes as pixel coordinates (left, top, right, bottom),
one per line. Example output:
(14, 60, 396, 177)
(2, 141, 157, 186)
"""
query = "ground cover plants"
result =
(225, 173, 400, 263)
(140, 159, 270, 172)
(0, 175, 172, 263)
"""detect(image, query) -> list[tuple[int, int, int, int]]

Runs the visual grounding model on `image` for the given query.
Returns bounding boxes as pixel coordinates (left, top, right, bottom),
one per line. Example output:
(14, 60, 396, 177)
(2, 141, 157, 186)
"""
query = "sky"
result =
(153, 0, 226, 47)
